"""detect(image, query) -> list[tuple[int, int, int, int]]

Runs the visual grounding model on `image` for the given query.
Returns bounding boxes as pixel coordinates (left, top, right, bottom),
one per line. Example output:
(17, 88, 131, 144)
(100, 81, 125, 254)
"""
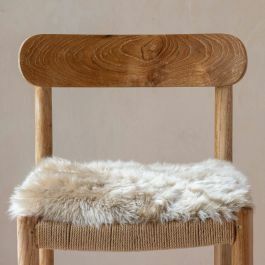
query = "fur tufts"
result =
(9, 157, 251, 227)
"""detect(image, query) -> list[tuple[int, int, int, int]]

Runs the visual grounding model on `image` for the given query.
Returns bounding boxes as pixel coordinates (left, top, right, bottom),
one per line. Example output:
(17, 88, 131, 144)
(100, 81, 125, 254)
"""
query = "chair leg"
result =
(40, 249, 54, 265)
(17, 217, 39, 265)
(214, 244, 232, 265)
(232, 208, 253, 265)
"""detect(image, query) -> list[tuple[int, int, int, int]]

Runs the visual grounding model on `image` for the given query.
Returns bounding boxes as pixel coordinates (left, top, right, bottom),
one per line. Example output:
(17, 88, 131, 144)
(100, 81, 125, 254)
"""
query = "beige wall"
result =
(1, 0, 265, 264)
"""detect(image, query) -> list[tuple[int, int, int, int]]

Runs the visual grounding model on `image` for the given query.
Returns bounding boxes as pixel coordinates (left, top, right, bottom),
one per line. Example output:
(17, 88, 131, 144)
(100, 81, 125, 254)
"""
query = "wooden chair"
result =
(17, 34, 252, 265)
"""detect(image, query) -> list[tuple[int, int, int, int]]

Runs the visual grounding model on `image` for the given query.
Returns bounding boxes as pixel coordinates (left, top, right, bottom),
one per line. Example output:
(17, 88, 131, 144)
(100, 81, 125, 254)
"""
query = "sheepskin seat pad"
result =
(10, 157, 251, 227)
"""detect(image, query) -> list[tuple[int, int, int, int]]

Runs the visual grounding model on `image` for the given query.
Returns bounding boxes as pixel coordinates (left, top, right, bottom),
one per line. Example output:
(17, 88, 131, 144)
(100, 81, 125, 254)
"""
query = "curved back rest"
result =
(20, 34, 246, 87)
(18, 34, 247, 163)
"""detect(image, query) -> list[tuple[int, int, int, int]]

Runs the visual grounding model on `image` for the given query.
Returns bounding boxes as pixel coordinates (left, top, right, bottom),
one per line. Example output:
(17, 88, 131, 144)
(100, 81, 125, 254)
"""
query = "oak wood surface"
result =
(35, 86, 52, 163)
(232, 208, 253, 265)
(213, 87, 252, 265)
(214, 86, 233, 161)
(19, 34, 247, 87)
(39, 249, 54, 265)
(17, 217, 39, 265)
(35, 86, 54, 265)
(214, 85, 233, 265)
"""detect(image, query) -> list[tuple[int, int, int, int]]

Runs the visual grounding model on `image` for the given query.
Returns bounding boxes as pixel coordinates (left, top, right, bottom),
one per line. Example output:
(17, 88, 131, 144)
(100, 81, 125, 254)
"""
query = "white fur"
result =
(9, 157, 251, 227)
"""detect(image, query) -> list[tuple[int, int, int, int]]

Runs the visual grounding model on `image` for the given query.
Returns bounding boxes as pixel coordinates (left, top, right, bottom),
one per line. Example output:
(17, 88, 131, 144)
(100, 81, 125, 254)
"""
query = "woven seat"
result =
(35, 219, 235, 251)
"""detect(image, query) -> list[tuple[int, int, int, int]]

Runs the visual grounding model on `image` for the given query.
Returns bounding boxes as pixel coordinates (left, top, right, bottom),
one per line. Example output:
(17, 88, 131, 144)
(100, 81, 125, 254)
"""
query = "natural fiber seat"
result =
(10, 157, 251, 227)
(35, 219, 235, 251)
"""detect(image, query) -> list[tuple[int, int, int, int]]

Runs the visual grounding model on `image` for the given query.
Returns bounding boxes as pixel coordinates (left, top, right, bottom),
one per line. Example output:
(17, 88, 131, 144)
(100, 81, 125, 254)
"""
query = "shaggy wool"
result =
(9, 157, 251, 227)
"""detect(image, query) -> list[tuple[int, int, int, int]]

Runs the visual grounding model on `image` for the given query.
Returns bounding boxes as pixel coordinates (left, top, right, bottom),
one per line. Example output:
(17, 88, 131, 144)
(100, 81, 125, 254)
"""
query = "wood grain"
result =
(35, 86, 52, 163)
(232, 208, 253, 265)
(35, 86, 54, 265)
(215, 86, 233, 161)
(214, 85, 233, 265)
(19, 34, 247, 87)
(214, 244, 232, 265)
(39, 249, 54, 265)
(17, 217, 39, 265)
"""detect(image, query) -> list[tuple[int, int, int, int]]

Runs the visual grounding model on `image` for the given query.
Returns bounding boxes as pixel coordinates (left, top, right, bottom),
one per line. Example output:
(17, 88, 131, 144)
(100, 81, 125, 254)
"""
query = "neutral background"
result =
(1, 0, 264, 264)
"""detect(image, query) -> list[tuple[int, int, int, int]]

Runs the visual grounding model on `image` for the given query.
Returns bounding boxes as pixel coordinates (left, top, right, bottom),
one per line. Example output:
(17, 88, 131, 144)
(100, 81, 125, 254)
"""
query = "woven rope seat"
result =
(10, 157, 251, 251)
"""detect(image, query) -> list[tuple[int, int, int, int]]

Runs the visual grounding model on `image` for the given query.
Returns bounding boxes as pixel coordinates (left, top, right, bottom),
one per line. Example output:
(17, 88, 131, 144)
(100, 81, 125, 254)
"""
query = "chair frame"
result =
(17, 34, 252, 265)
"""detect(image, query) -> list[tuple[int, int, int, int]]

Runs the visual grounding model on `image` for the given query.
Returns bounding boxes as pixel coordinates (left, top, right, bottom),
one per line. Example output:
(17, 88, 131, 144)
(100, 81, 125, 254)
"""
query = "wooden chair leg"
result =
(40, 249, 54, 265)
(232, 208, 253, 265)
(214, 82, 233, 265)
(214, 244, 232, 265)
(17, 217, 39, 265)
(35, 85, 54, 265)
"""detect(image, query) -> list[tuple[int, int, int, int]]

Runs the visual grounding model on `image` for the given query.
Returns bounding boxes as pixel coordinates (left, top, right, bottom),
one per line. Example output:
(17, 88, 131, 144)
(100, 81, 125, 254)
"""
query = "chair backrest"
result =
(18, 34, 247, 163)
